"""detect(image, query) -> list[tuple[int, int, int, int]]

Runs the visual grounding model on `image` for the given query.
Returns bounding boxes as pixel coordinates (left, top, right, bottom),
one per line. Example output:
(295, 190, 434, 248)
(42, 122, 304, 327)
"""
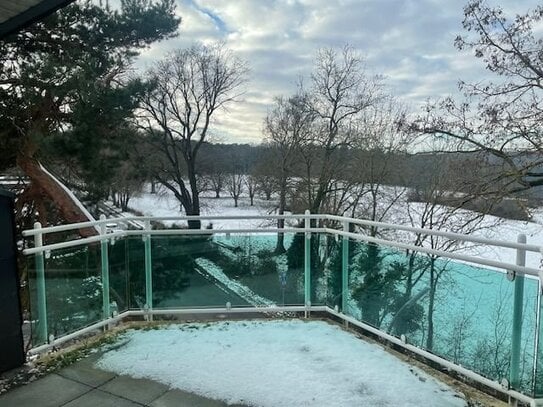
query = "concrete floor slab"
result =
(63, 389, 141, 407)
(150, 388, 228, 407)
(98, 375, 169, 404)
(0, 373, 91, 407)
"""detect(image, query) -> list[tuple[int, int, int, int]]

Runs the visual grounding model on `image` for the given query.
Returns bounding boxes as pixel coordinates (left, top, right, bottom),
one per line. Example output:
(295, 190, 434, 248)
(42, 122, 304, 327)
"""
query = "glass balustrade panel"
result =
(342, 240, 538, 394)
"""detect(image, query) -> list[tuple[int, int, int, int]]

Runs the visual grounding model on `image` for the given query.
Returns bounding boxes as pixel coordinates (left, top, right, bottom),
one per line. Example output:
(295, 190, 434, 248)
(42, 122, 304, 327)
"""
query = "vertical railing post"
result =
(510, 233, 526, 391)
(144, 219, 153, 320)
(304, 210, 311, 316)
(99, 215, 110, 320)
(534, 276, 543, 398)
(34, 222, 48, 344)
(341, 221, 349, 314)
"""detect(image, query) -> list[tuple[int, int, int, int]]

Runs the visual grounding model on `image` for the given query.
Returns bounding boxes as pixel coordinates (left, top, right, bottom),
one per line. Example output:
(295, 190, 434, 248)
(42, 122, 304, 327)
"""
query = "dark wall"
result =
(0, 190, 25, 372)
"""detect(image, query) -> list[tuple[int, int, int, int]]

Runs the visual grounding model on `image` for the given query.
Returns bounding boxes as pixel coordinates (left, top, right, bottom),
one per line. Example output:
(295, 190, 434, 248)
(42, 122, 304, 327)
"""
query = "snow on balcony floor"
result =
(96, 320, 466, 407)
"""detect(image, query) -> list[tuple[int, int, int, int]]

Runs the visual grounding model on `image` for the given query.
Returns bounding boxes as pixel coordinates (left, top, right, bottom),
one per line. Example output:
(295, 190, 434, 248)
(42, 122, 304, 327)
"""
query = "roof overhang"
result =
(0, 0, 75, 39)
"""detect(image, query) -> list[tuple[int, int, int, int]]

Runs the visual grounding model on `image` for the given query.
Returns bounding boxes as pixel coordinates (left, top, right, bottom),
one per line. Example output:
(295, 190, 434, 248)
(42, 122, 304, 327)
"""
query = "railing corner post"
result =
(510, 233, 526, 390)
(99, 215, 110, 322)
(304, 210, 311, 316)
(341, 221, 349, 314)
(34, 221, 48, 344)
(144, 219, 153, 320)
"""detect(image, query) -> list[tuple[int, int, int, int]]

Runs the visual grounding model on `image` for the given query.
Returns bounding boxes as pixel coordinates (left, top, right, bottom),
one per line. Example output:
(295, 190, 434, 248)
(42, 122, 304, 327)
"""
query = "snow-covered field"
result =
(129, 187, 283, 230)
(97, 320, 466, 407)
(127, 184, 543, 268)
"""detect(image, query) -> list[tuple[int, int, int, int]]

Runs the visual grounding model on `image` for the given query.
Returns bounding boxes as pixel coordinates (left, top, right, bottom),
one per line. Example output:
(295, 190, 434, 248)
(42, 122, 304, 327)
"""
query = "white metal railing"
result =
(20, 212, 543, 405)
(22, 212, 541, 276)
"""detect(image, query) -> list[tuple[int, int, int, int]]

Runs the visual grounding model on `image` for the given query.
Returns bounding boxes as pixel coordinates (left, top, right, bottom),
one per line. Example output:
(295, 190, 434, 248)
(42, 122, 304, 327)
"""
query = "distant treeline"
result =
(190, 142, 540, 200)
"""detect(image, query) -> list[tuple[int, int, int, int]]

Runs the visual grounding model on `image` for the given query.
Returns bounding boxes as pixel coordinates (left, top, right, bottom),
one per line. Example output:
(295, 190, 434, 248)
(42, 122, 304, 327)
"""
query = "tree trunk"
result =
(275, 219, 285, 254)
(275, 176, 287, 254)
(182, 201, 201, 229)
(120, 192, 130, 211)
(426, 258, 436, 351)
(186, 161, 201, 229)
(151, 180, 156, 194)
(405, 252, 415, 298)
(18, 156, 97, 237)
(365, 243, 381, 327)
(250, 194, 254, 206)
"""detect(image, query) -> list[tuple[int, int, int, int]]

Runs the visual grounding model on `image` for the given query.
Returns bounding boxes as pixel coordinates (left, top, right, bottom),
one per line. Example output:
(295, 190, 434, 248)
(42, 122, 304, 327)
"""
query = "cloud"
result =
(135, 0, 539, 143)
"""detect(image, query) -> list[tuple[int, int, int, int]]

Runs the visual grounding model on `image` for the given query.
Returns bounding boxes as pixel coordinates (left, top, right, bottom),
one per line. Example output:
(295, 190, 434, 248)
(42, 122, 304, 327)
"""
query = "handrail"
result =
(22, 213, 541, 256)
(21, 214, 327, 237)
(22, 227, 327, 255)
(329, 228, 541, 277)
(22, 213, 540, 255)
(326, 214, 542, 253)
(21, 213, 542, 277)
(23, 231, 127, 255)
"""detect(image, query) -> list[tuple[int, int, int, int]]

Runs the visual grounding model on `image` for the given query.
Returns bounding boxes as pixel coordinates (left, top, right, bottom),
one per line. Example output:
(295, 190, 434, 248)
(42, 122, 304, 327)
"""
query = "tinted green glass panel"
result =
(27, 244, 102, 344)
(108, 238, 130, 314)
(344, 241, 538, 394)
(125, 237, 146, 309)
(150, 233, 304, 308)
(532, 282, 543, 397)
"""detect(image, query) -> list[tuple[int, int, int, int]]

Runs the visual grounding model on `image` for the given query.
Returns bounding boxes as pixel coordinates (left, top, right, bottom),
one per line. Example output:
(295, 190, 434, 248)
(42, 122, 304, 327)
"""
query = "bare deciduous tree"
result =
(227, 171, 244, 208)
(110, 160, 146, 212)
(245, 175, 258, 206)
(341, 100, 411, 230)
(402, 152, 497, 351)
(140, 43, 248, 228)
(256, 174, 276, 200)
(301, 45, 384, 214)
(208, 171, 225, 198)
(265, 95, 313, 252)
(408, 1, 543, 196)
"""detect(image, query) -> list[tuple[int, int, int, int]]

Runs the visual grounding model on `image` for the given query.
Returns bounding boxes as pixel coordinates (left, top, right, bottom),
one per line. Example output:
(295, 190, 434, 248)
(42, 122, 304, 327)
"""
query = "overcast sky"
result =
(136, 0, 539, 144)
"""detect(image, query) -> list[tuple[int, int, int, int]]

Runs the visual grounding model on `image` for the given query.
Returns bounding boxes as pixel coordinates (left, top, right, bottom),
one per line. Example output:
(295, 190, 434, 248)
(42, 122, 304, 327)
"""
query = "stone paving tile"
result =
(98, 375, 169, 405)
(150, 388, 228, 407)
(57, 355, 116, 388)
(0, 373, 91, 407)
(63, 389, 142, 407)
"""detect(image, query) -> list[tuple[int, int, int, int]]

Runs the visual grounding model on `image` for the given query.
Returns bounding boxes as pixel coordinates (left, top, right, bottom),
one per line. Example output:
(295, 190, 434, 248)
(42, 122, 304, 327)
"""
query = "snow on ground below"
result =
(96, 320, 466, 407)
(394, 201, 543, 268)
(127, 184, 543, 268)
(129, 186, 285, 230)
(467, 214, 543, 268)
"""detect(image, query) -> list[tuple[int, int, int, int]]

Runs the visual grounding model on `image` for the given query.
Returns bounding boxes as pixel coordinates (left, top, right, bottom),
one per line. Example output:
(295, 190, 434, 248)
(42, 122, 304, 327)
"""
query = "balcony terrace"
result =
(1, 213, 542, 406)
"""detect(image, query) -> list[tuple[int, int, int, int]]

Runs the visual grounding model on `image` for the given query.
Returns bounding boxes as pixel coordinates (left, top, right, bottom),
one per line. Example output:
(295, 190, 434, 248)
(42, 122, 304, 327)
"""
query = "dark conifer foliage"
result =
(0, 0, 180, 224)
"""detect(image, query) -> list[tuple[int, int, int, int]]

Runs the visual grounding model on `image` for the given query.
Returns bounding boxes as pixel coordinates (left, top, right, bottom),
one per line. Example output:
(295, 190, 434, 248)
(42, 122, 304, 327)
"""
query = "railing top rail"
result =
(329, 228, 541, 278)
(22, 227, 327, 255)
(326, 214, 542, 253)
(21, 217, 542, 277)
(21, 213, 542, 260)
(21, 213, 325, 237)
